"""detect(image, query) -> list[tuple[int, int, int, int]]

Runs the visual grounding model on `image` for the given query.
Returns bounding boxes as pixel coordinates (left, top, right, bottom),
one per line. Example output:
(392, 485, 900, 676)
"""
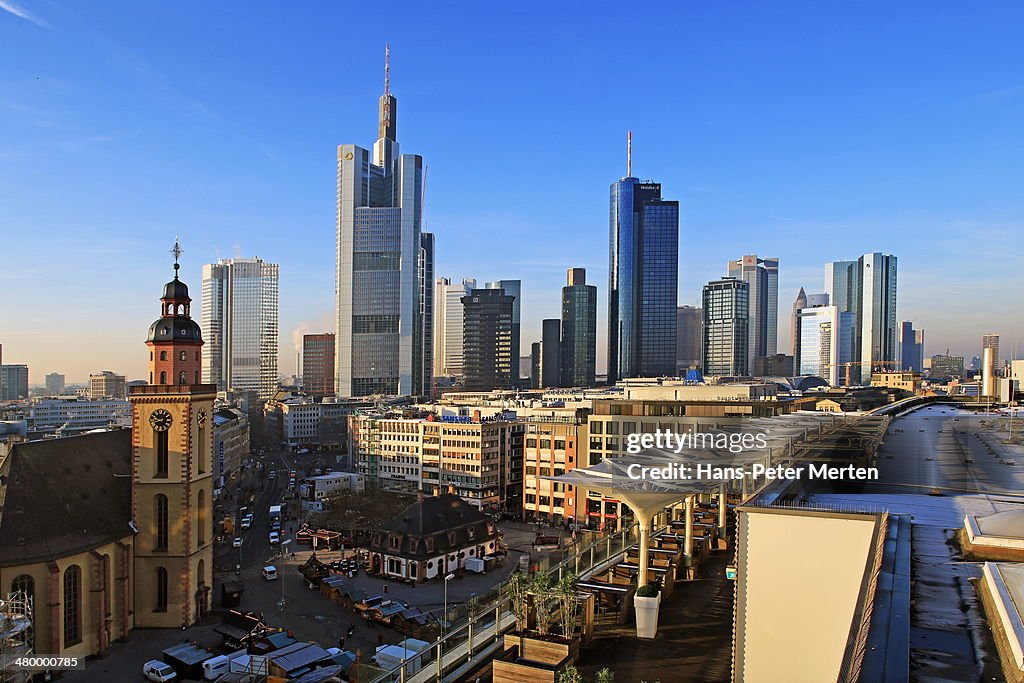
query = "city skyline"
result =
(3, 3, 1024, 382)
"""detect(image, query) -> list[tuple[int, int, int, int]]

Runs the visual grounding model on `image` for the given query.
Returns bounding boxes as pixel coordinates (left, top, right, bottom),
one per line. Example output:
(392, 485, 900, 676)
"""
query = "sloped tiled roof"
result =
(368, 494, 499, 559)
(0, 430, 133, 566)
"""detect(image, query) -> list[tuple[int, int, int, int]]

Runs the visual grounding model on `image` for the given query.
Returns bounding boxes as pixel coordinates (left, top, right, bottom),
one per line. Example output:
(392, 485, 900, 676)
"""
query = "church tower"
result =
(130, 241, 215, 628)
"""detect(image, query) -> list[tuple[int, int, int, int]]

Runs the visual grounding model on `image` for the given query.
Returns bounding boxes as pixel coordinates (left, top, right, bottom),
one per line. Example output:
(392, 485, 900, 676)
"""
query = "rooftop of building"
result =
(0, 429, 132, 566)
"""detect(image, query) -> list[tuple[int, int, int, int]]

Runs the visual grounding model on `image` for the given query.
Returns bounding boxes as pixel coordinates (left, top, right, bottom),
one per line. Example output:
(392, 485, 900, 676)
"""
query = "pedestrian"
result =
(377, 633, 384, 647)
(347, 623, 354, 637)
(338, 636, 345, 650)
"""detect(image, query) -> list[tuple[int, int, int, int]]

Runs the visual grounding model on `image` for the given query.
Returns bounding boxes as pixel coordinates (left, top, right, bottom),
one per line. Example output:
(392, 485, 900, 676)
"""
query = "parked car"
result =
(143, 660, 177, 682)
(232, 537, 243, 548)
(269, 532, 280, 544)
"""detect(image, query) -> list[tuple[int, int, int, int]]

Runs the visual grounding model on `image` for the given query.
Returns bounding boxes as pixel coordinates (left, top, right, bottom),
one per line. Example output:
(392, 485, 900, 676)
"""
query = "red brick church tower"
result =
(130, 240, 216, 628)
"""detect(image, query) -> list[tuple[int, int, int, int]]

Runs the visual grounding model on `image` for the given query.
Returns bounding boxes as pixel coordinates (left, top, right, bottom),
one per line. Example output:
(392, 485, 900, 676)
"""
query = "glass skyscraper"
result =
(201, 257, 280, 400)
(485, 280, 522, 381)
(825, 253, 898, 384)
(702, 277, 749, 376)
(561, 268, 597, 387)
(461, 289, 514, 391)
(608, 177, 679, 381)
(727, 254, 779, 370)
(335, 48, 430, 397)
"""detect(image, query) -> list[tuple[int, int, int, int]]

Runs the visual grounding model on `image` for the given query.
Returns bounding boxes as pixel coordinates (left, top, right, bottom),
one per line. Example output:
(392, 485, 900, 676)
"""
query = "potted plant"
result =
(495, 572, 581, 682)
(633, 582, 661, 639)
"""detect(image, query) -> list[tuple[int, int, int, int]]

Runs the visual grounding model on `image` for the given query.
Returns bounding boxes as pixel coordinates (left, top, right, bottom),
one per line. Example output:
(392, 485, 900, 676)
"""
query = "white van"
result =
(262, 565, 278, 581)
(202, 649, 246, 680)
(269, 531, 280, 544)
(143, 660, 177, 682)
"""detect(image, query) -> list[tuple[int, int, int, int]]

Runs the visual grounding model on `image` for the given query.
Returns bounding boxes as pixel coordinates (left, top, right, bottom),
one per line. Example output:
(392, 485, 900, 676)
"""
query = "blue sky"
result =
(1, 1, 1022, 383)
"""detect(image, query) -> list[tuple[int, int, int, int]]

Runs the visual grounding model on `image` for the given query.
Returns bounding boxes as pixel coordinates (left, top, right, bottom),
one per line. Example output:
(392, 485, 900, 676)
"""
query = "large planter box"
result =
(492, 657, 561, 683)
(634, 592, 661, 639)
(503, 632, 579, 665)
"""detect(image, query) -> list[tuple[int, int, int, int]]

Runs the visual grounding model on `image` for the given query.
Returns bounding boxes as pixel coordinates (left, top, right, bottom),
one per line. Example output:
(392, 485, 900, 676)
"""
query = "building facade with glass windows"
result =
(201, 257, 279, 400)
(607, 177, 679, 382)
(561, 267, 597, 387)
(335, 55, 430, 398)
(702, 277, 750, 376)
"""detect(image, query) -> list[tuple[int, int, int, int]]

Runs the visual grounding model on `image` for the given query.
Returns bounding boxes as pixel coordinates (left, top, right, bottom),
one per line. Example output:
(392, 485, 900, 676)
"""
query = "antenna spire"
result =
(384, 43, 391, 96)
(627, 130, 632, 177)
(171, 237, 183, 278)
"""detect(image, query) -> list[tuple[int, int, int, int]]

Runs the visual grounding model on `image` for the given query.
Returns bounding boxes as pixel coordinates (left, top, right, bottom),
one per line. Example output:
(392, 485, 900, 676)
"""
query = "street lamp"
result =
(279, 539, 292, 610)
(442, 573, 455, 636)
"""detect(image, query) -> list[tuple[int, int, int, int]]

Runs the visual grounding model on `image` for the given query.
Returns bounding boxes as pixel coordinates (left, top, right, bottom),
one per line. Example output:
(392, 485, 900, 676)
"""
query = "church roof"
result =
(0, 430, 133, 566)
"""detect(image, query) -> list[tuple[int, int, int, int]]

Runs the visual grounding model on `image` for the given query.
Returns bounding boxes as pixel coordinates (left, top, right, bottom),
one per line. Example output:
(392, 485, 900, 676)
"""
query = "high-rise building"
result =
(561, 268, 597, 387)
(302, 333, 336, 398)
(131, 246, 215, 628)
(535, 319, 562, 389)
(982, 334, 1002, 373)
(795, 305, 855, 385)
(0, 364, 28, 401)
(898, 322, 925, 373)
(45, 372, 65, 395)
(335, 46, 428, 398)
(608, 150, 679, 381)
(89, 370, 127, 399)
(824, 253, 898, 384)
(676, 305, 703, 374)
(486, 280, 521, 381)
(433, 278, 477, 379)
(201, 257, 279, 400)
(790, 287, 807, 359)
(420, 232, 435, 394)
(727, 255, 779, 370)
(702, 277, 749, 376)
(462, 289, 514, 391)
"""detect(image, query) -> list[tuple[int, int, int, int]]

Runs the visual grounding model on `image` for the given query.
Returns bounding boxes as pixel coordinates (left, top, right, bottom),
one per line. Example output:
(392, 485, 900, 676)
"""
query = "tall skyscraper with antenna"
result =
(335, 45, 430, 397)
(608, 132, 679, 381)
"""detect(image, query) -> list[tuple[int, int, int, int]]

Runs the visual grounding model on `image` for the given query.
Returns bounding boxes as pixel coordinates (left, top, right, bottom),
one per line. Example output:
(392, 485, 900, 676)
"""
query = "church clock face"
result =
(149, 409, 173, 431)
(197, 409, 207, 427)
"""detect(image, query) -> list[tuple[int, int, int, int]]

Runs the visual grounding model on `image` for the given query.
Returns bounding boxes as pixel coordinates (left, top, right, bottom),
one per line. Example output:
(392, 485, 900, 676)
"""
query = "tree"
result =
(531, 572, 555, 636)
(556, 572, 580, 641)
(507, 571, 531, 633)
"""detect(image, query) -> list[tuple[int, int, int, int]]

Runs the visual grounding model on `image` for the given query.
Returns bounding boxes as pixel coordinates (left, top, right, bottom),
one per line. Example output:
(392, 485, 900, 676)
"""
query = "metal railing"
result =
(364, 522, 640, 682)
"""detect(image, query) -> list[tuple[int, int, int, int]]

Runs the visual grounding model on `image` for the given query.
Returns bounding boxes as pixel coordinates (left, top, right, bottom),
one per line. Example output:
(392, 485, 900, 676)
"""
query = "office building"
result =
(486, 280, 522, 381)
(212, 407, 250, 485)
(45, 372, 65, 395)
(534, 318, 561, 389)
(561, 268, 597, 387)
(0, 364, 28, 401)
(420, 232, 435, 395)
(982, 334, 1002, 373)
(522, 414, 587, 525)
(795, 305, 855, 386)
(930, 353, 965, 380)
(302, 333, 336, 399)
(433, 278, 477, 380)
(702, 277, 749, 376)
(462, 288, 515, 391)
(727, 255, 779, 370)
(790, 288, 807, 359)
(676, 305, 703, 374)
(89, 370, 127, 399)
(201, 257, 280, 400)
(753, 354, 794, 377)
(897, 322, 925, 373)
(335, 47, 429, 398)
(824, 253, 898, 384)
(607, 155, 679, 381)
(350, 410, 524, 511)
